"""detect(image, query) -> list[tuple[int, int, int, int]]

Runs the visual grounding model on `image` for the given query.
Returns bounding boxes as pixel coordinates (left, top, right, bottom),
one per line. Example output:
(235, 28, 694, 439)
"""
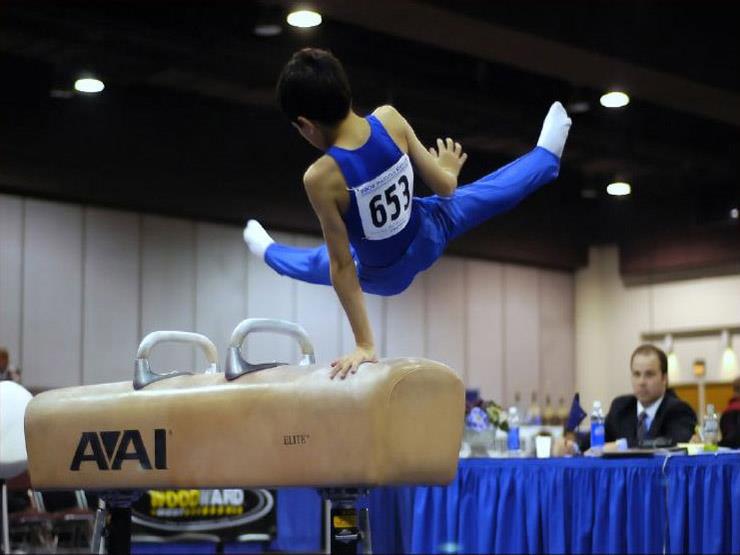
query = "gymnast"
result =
(244, 48, 571, 379)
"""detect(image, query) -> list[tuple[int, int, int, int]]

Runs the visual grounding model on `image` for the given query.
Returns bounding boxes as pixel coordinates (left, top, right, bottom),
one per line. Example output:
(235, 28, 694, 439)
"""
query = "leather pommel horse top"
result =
(25, 358, 464, 490)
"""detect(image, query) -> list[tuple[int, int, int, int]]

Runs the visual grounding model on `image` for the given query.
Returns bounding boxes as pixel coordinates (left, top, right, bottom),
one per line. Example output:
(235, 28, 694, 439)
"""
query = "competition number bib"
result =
(355, 154, 414, 241)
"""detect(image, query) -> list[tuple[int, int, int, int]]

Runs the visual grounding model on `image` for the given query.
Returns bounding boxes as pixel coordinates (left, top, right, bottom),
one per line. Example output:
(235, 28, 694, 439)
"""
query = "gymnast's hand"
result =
(330, 345, 378, 380)
(429, 137, 468, 180)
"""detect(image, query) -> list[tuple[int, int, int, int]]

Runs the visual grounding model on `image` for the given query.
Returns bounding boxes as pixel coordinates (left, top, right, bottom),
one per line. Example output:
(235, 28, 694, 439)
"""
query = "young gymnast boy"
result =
(244, 48, 571, 379)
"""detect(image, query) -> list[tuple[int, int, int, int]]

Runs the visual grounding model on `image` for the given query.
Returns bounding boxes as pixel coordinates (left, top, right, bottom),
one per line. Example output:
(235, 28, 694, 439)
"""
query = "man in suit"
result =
(605, 344, 696, 448)
(557, 344, 697, 455)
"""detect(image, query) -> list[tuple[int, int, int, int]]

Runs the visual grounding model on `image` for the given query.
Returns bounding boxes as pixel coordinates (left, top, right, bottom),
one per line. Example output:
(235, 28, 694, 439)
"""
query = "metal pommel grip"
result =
(134, 331, 218, 389)
(225, 318, 315, 380)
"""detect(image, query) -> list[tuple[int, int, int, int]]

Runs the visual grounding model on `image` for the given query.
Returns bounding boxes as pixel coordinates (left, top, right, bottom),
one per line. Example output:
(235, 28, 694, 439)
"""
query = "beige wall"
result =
(575, 245, 740, 413)
(0, 194, 575, 408)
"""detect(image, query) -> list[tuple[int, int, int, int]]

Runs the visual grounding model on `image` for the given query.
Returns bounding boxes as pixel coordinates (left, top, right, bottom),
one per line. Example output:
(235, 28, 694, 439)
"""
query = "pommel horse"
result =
(24, 319, 464, 554)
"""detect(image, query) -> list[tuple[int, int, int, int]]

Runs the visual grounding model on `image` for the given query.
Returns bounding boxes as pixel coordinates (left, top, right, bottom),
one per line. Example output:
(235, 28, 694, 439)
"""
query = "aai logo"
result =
(70, 429, 167, 471)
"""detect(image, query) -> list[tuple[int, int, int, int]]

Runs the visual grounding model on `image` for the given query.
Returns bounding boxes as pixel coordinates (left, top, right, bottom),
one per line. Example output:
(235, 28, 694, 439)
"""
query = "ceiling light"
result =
(720, 330, 738, 377)
(731, 207, 739, 220)
(600, 91, 629, 108)
(663, 335, 681, 383)
(663, 334, 674, 354)
(74, 78, 104, 93)
(667, 352, 681, 382)
(287, 10, 322, 28)
(606, 182, 631, 196)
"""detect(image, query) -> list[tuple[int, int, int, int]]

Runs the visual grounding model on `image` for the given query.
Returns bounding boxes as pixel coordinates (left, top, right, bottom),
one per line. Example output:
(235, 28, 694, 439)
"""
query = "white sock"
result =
(243, 219, 274, 259)
(536, 101, 572, 158)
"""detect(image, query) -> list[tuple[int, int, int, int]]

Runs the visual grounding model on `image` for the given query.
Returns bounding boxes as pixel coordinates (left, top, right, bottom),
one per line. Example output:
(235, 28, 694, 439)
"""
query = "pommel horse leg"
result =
(2, 480, 9, 554)
(321, 488, 372, 555)
(90, 491, 142, 555)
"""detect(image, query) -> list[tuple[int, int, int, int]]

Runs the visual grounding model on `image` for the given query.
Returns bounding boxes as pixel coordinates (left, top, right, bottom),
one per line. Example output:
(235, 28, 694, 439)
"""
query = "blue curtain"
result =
(364, 458, 665, 554)
(265, 455, 740, 554)
(665, 455, 740, 554)
(273, 488, 322, 552)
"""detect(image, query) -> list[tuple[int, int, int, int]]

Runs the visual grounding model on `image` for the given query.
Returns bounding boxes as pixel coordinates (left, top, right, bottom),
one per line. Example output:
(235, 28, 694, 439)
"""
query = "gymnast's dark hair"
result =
(276, 48, 352, 125)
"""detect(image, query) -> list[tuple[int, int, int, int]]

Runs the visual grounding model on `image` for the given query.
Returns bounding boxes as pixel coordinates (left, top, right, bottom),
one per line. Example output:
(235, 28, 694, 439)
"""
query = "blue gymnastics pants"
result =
(264, 146, 559, 296)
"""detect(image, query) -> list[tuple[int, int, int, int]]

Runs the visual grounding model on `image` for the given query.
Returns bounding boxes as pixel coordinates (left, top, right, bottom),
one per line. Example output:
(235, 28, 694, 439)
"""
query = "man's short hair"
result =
(732, 375, 740, 394)
(276, 48, 351, 125)
(630, 344, 668, 375)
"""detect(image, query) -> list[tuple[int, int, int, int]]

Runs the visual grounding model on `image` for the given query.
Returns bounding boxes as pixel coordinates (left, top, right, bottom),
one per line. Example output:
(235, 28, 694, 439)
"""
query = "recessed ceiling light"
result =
(731, 207, 739, 220)
(600, 91, 629, 108)
(287, 10, 322, 28)
(254, 23, 282, 37)
(606, 181, 631, 196)
(74, 78, 104, 93)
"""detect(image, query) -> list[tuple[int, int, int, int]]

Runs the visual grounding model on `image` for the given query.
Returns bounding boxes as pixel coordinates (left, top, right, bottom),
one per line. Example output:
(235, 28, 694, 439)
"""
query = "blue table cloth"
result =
(134, 454, 740, 554)
(273, 454, 740, 554)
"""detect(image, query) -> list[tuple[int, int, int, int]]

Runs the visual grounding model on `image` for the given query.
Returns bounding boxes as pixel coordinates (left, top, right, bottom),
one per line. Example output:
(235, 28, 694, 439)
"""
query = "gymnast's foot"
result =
(243, 219, 274, 259)
(536, 101, 572, 158)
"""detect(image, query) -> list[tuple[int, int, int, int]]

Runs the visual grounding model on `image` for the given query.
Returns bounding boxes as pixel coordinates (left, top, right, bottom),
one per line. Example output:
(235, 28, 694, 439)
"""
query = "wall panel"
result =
(82, 209, 140, 384)
(340, 294, 386, 358)
(22, 200, 83, 388)
(0, 195, 23, 366)
(425, 258, 466, 378)
(141, 216, 196, 373)
(293, 236, 341, 365)
(539, 269, 575, 409)
(385, 273, 426, 359)
(195, 222, 248, 370)
(244, 232, 298, 365)
(465, 259, 504, 400)
(652, 275, 740, 331)
(503, 265, 540, 408)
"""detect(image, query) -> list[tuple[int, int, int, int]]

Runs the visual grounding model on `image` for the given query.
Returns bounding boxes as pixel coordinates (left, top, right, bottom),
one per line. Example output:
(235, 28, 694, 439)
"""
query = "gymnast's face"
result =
(630, 353, 667, 407)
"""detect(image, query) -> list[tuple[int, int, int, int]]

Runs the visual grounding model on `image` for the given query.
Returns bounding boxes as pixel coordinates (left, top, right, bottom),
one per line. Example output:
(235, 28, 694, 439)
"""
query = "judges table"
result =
(270, 454, 740, 554)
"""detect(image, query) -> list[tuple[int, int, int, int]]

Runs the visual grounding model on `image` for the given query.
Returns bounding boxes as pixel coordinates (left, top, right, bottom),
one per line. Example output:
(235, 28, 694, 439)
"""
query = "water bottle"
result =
(507, 406, 521, 452)
(702, 403, 720, 446)
(590, 400, 605, 449)
(526, 391, 542, 425)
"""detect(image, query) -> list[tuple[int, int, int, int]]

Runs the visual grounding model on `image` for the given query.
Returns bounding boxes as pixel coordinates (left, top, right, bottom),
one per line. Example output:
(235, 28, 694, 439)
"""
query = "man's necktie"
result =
(637, 411, 649, 444)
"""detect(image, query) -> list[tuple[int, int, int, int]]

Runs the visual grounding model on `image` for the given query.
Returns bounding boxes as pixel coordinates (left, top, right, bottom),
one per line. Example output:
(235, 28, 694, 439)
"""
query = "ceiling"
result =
(1, 1, 738, 270)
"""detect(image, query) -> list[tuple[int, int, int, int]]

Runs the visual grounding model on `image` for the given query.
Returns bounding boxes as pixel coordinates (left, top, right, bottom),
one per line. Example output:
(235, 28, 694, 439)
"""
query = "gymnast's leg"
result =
(435, 101, 572, 241)
(243, 220, 335, 286)
(243, 103, 570, 289)
(244, 220, 414, 295)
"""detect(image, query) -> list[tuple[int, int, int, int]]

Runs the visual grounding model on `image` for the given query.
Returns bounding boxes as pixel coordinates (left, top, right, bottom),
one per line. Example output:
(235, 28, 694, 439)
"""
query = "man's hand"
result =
(601, 440, 620, 453)
(330, 345, 378, 380)
(429, 137, 468, 179)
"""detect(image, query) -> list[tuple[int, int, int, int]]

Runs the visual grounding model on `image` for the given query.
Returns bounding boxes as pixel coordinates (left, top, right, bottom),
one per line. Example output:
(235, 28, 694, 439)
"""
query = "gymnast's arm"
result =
(374, 105, 467, 197)
(303, 162, 378, 379)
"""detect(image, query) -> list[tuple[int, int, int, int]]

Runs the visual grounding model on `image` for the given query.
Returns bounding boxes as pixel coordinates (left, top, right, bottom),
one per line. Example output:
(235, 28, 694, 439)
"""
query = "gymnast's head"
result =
(276, 48, 352, 149)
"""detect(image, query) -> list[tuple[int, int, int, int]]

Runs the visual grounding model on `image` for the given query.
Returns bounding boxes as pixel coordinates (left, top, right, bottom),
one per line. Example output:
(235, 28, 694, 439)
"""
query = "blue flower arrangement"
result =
(465, 399, 510, 432)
